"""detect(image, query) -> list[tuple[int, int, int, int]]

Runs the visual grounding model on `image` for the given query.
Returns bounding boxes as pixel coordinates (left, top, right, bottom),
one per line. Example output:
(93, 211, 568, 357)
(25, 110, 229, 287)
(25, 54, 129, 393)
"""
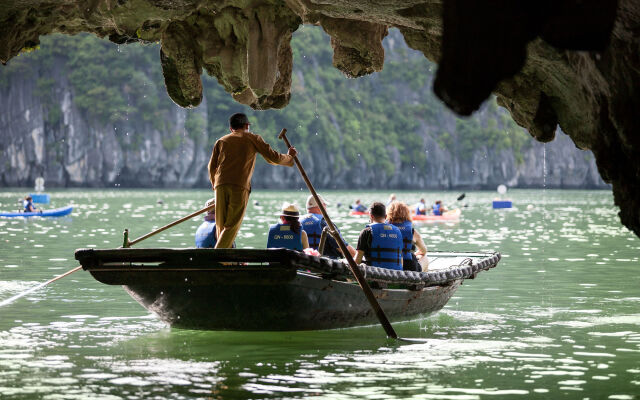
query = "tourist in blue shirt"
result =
(301, 195, 356, 258)
(355, 202, 403, 270)
(195, 198, 218, 248)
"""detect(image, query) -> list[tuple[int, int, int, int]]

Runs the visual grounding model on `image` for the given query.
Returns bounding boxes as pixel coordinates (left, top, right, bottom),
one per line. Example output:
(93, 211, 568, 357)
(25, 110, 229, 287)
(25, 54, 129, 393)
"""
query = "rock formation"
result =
(0, 0, 637, 236)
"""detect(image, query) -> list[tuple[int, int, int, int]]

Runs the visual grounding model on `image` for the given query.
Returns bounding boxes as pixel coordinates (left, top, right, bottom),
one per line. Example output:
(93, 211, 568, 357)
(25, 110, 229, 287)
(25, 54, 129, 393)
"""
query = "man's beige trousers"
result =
(214, 184, 250, 248)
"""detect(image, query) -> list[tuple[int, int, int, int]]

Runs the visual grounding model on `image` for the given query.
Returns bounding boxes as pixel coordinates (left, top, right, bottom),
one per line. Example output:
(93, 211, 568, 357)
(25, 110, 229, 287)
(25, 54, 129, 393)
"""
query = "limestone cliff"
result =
(0, 1, 636, 236)
(0, 30, 605, 190)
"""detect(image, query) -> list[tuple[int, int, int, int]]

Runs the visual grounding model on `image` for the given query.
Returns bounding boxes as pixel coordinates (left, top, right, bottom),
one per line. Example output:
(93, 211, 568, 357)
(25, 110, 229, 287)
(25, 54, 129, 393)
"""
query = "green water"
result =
(0, 189, 638, 399)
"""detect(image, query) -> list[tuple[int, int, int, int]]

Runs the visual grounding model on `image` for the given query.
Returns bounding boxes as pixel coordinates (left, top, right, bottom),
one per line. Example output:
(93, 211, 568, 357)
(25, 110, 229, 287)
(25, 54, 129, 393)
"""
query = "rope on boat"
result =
(294, 252, 501, 286)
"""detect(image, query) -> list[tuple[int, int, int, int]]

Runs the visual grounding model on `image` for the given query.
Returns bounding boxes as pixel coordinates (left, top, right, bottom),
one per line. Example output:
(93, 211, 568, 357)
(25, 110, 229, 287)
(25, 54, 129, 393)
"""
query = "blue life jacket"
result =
(267, 223, 302, 251)
(352, 203, 367, 212)
(432, 203, 442, 216)
(367, 223, 403, 270)
(391, 220, 414, 261)
(195, 220, 217, 248)
(24, 200, 34, 212)
(415, 203, 426, 215)
(301, 213, 322, 249)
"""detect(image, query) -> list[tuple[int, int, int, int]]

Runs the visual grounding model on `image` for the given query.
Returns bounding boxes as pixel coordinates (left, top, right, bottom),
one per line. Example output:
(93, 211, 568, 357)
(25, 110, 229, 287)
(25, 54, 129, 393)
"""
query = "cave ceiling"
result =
(1, 0, 638, 237)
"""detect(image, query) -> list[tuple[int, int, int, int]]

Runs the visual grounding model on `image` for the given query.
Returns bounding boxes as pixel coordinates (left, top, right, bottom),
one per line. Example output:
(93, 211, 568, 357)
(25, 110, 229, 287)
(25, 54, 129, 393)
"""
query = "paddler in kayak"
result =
(23, 196, 38, 213)
(431, 200, 447, 216)
(301, 195, 356, 258)
(267, 203, 309, 251)
(350, 199, 367, 213)
(387, 201, 429, 271)
(415, 198, 427, 215)
(208, 113, 297, 248)
(355, 202, 403, 270)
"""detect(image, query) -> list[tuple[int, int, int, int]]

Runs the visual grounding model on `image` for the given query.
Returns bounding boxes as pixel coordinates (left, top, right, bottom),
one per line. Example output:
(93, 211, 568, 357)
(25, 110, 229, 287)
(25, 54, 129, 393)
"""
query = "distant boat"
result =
(349, 210, 369, 216)
(412, 208, 461, 223)
(75, 248, 501, 331)
(0, 206, 73, 218)
(492, 200, 513, 209)
(352, 209, 462, 222)
(28, 193, 50, 204)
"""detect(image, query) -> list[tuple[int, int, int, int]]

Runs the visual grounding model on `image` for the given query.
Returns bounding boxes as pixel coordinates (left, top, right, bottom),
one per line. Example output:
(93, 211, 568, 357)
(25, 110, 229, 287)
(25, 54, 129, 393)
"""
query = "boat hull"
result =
(123, 272, 461, 331)
(76, 248, 500, 331)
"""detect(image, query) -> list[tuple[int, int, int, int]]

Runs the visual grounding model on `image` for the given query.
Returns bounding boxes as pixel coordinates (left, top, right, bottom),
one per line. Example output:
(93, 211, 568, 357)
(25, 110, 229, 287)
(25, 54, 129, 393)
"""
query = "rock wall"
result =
(0, 0, 637, 235)
(0, 59, 210, 188)
(0, 59, 605, 190)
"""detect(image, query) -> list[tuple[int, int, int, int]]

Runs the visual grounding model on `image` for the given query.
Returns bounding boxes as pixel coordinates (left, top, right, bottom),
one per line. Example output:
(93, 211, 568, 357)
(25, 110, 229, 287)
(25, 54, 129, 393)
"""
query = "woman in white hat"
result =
(267, 203, 309, 251)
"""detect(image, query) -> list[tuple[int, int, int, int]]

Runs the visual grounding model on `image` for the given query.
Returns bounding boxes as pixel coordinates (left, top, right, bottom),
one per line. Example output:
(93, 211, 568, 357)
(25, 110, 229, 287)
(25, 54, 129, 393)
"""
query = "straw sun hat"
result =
(276, 203, 300, 217)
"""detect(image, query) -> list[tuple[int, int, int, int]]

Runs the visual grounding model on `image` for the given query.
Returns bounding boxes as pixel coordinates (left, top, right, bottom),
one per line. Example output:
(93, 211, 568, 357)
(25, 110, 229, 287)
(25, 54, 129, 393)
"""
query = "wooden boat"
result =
(75, 248, 500, 331)
(0, 206, 73, 218)
(412, 208, 461, 223)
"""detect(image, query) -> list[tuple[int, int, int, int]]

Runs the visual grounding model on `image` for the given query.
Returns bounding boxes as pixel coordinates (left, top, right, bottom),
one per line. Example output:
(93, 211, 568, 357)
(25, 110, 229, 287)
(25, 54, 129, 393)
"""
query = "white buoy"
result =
(497, 184, 507, 195)
(34, 177, 45, 192)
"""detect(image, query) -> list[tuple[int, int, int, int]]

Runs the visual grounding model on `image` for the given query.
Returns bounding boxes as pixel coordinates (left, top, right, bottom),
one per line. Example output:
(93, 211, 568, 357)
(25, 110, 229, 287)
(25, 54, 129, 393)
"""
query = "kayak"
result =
(412, 208, 461, 222)
(0, 206, 73, 218)
(349, 210, 369, 216)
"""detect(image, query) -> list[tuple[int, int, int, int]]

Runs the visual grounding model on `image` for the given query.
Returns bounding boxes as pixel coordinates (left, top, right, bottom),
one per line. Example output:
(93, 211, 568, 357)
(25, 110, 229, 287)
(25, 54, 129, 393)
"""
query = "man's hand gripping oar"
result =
(278, 128, 399, 339)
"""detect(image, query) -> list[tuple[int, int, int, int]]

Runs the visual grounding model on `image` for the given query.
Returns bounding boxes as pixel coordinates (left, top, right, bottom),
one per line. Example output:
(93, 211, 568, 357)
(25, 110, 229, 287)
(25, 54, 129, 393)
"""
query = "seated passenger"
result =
(195, 198, 218, 248)
(415, 198, 427, 215)
(267, 203, 309, 251)
(351, 199, 367, 213)
(301, 195, 356, 258)
(432, 200, 447, 216)
(386, 201, 429, 271)
(355, 202, 403, 270)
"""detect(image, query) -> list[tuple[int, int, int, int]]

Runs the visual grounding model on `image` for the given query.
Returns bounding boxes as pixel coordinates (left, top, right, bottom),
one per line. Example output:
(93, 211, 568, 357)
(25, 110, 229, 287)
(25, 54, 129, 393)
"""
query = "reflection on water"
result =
(0, 189, 639, 399)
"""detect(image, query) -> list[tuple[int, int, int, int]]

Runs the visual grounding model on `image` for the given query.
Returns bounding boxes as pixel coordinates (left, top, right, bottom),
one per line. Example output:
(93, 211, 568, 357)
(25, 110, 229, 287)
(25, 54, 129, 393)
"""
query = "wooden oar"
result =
(0, 266, 82, 307)
(0, 204, 215, 308)
(123, 203, 214, 247)
(278, 128, 398, 339)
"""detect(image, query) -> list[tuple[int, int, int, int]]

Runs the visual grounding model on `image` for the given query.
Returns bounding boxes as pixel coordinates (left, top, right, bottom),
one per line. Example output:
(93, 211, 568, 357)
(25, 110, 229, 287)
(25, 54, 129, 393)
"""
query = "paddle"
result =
(278, 128, 398, 339)
(123, 203, 215, 247)
(0, 203, 215, 308)
(457, 193, 466, 201)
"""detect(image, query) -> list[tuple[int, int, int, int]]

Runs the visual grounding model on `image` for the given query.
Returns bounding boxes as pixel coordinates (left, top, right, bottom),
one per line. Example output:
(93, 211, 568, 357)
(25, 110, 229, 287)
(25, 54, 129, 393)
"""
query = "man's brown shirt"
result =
(208, 130, 294, 191)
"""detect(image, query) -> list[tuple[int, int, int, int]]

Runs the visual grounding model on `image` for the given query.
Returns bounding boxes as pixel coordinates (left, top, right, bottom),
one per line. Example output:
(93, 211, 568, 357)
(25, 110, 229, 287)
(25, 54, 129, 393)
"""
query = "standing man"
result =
(208, 113, 297, 248)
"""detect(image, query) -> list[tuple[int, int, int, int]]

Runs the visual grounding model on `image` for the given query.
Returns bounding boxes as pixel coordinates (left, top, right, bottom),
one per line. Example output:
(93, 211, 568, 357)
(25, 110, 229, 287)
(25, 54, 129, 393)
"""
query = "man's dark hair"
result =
(370, 202, 386, 218)
(229, 113, 250, 130)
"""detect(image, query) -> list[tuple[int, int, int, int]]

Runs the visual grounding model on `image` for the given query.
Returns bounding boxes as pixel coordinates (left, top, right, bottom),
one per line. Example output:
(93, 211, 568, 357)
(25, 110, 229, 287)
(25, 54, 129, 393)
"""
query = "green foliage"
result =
(162, 134, 182, 151)
(185, 112, 206, 140)
(47, 107, 62, 126)
(0, 27, 533, 171)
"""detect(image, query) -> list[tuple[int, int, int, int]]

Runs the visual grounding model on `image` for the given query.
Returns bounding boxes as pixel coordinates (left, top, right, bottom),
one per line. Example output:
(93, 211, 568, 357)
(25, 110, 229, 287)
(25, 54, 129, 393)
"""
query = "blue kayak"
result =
(0, 206, 73, 218)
